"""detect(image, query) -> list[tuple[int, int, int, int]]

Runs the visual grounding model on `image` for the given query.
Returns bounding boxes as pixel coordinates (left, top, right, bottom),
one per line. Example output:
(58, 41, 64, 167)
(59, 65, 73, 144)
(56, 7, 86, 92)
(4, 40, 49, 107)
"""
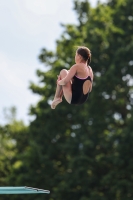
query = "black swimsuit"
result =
(71, 75, 92, 105)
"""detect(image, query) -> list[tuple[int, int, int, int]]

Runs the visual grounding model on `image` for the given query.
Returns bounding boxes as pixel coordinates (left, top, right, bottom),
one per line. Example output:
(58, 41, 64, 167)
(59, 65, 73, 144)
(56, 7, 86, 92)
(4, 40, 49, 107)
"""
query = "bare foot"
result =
(51, 98, 62, 109)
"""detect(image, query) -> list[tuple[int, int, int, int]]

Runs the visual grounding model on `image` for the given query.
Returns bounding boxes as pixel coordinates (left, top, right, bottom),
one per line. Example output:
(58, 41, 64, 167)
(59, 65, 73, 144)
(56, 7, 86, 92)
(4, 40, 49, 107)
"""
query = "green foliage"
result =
(0, 112, 28, 200)
(1, 0, 133, 200)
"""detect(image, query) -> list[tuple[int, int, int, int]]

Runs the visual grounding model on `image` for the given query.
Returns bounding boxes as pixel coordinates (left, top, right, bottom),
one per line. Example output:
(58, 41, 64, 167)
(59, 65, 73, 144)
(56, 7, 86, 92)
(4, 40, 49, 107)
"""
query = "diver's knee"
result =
(60, 69, 68, 77)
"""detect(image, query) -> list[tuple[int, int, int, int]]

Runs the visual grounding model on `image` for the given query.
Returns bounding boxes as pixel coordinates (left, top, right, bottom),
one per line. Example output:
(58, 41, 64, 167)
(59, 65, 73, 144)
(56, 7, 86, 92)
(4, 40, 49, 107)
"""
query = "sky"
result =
(0, 0, 105, 125)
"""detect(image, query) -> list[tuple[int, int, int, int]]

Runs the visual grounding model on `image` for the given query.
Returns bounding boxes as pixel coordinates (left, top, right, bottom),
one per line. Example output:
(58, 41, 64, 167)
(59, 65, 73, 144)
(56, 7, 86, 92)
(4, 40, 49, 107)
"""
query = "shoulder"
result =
(70, 63, 84, 71)
(69, 64, 79, 72)
(70, 64, 79, 69)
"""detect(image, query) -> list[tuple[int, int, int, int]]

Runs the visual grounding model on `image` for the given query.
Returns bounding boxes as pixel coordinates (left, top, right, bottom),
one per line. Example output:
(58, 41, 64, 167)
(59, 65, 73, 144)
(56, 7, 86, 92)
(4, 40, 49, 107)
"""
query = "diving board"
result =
(0, 186, 50, 194)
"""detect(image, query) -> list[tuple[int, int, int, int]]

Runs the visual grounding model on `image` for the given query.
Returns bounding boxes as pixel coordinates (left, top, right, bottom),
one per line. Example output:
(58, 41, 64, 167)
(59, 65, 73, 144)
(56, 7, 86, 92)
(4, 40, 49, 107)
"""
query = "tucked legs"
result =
(51, 69, 72, 109)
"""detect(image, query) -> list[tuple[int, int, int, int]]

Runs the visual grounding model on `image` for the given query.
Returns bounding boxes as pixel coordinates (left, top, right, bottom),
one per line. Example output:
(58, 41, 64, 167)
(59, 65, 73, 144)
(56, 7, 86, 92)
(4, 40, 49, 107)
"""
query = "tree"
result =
(0, 107, 28, 200)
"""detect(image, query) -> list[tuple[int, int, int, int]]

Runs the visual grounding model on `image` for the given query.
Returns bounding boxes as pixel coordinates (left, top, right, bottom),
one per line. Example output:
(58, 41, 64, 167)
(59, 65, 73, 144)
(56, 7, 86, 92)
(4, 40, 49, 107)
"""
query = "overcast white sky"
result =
(0, 0, 105, 125)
